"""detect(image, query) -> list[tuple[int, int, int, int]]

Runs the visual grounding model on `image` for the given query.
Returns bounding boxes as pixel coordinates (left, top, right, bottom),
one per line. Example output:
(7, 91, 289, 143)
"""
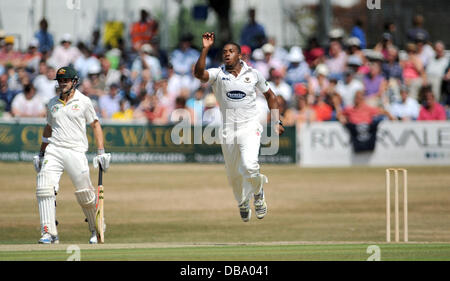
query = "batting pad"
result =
(36, 174, 57, 235)
(75, 188, 97, 232)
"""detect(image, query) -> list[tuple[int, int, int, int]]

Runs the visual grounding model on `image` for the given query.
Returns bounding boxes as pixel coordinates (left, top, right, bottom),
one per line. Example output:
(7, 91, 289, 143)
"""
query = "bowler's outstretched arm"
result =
(194, 32, 215, 83)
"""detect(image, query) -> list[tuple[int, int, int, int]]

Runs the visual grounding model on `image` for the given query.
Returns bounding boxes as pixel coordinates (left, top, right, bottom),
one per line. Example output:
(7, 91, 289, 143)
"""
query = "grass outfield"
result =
(1, 163, 450, 261)
(1, 243, 450, 261)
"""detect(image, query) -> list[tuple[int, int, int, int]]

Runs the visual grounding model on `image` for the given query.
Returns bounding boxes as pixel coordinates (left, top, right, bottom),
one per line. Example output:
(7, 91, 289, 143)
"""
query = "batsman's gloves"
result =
(93, 149, 111, 172)
(33, 151, 45, 173)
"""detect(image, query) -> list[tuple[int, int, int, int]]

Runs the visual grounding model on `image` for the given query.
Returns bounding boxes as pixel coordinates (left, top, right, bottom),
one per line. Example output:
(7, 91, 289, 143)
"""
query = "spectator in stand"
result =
(166, 63, 184, 103)
(267, 37, 289, 67)
(285, 46, 311, 86)
(345, 37, 365, 63)
(149, 37, 169, 71)
(415, 32, 435, 68)
(400, 43, 426, 100)
(33, 62, 57, 105)
(383, 21, 400, 48)
(240, 8, 266, 51)
(154, 78, 174, 114)
(99, 83, 121, 119)
(337, 90, 394, 125)
(170, 33, 201, 77)
(363, 54, 387, 107)
(99, 55, 121, 88)
(312, 87, 334, 122)
(240, 45, 253, 67)
(131, 43, 162, 82)
(350, 18, 366, 49)
(308, 64, 330, 98)
(105, 44, 123, 70)
(253, 43, 284, 79)
(407, 14, 430, 43)
(426, 41, 449, 101)
(388, 85, 420, 121)
(251, 47, 264, 71)
(304, 37, 325, 68)
(328, 28, 345, 45)
(0, 74, 19, 113)
(325, 40, 347, 81)
(119, 77, 139, 108)
(269, 69, 293, 106)
(130, 9, 159, 50)
(34, 18, 54, 56)
(74, 43, 101, 80)
(336, 91, 394, 152)
(347, 55, 365, 81)
(335, 69, 364, 108)
(382, 46, 403, 81)
(11, 84, 45, 117)
(382, 46, 403, 105)
(374, 33, 396, 60)
(12, 66, 31, 92)
(80, 63, 106, 101)
(0, 36, 22, 67)
(135, 94, 167, 124)
(295, 94, 317, 127)
(132, 68, 153, 102)
(111, 99, 134, 121)
(169, 34, 202, 94)
(22, 38, 42, 75)
(48, 33, 81, 70)
(186, 87, 205, 125)
(283, 85, 307, 127)
(169, 96, 194, 124)
(89, 29, 105, 56)
(417, 85, 446, 121)
(202, 93, 221, 126)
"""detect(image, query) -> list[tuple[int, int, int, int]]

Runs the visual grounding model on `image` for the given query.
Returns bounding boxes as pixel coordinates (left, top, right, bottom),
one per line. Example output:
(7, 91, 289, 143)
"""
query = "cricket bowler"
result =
(33, 66, 111, 244)
(194, 32, 284, 222)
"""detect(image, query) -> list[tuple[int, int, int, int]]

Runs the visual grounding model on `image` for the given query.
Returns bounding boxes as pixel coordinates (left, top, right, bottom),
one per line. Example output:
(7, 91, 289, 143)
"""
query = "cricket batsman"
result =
(33, 66, 111, 244)
(194, 32, 284, 222)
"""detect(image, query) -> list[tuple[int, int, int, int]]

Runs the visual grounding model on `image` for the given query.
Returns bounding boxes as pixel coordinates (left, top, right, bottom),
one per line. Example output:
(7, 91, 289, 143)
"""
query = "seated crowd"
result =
(0, 14, 449, 127)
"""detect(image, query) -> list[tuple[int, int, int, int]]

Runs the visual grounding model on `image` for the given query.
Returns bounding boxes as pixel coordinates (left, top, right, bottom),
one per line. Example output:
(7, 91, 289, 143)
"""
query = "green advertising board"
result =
(0, 120, 296, 163)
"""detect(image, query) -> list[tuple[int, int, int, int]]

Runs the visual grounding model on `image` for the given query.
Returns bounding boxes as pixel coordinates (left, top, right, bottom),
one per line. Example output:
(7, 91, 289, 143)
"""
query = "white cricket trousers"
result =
(221, 121, 266, 206)
(36, 144, 96, 236)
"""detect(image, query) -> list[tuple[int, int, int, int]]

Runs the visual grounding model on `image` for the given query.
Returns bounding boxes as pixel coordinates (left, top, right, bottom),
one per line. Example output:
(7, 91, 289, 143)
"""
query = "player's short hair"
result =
(224, 42, 241, 54)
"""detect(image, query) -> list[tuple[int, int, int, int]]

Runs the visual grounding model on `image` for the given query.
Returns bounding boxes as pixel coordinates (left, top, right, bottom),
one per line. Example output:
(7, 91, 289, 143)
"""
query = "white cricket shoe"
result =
(89, 231, 98, 244)
(239, 199, 251, 222)
(38, 232, 59, 244)
(254, 188, 267, 219)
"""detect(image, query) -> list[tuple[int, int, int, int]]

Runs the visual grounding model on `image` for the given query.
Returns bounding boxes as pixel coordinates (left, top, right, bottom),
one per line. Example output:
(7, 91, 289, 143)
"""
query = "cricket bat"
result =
(95, 166, 105, 243)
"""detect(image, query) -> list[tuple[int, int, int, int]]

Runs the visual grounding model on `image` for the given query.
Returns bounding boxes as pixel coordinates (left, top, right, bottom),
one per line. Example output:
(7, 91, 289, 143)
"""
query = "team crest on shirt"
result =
(51, 105, 60, 114)
(71, 104, 80, 111)
(226, 90, 246, 100)
(244, 77, 251, 83)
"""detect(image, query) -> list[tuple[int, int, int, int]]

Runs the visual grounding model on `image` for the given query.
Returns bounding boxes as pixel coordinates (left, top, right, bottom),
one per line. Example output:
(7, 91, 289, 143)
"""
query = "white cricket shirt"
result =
(46, 90, 99, 152)
(207, 61, 270, 126)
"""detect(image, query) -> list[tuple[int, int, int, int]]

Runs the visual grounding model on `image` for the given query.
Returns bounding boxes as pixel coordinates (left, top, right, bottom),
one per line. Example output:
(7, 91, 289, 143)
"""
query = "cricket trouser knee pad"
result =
(36, 173, 57, 236)
(75, 188, 97, 232)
